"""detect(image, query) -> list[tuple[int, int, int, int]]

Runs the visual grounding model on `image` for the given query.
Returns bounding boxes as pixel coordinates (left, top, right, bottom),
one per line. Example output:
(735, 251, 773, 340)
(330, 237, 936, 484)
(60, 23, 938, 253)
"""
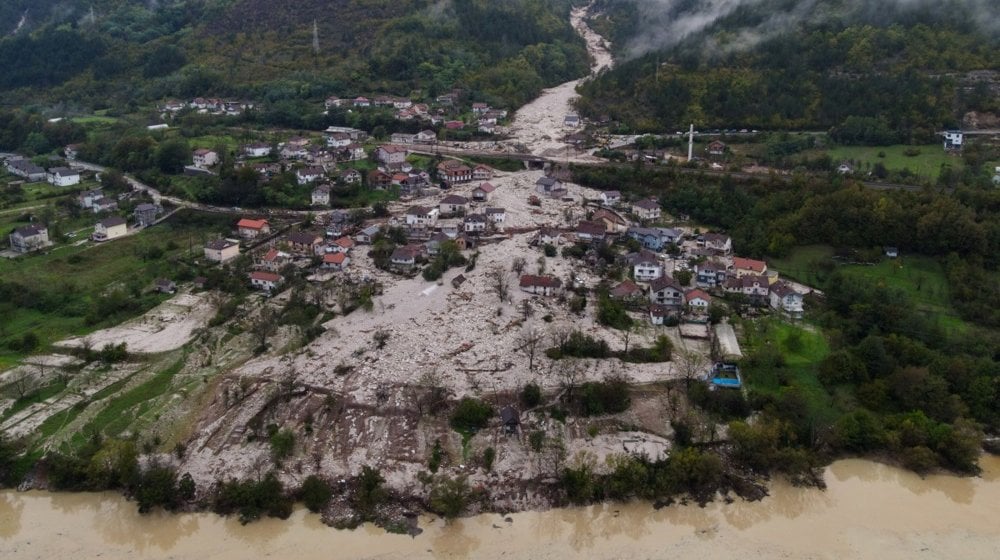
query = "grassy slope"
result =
(825, 144, 961, 181)
(0, 211, 228, 363)
(770, 245, 968, 332)
(740, 317, 835, 422)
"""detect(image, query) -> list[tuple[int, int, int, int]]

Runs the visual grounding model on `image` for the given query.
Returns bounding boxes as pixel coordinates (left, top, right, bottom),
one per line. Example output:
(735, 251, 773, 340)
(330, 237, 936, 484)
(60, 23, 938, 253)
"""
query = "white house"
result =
(631, 198, 661, 221)
(769, 281, 804, 316)
(649, 275, 685, 307)
(9, 224, 50, 253)
(93, 216, 127, 241)
(243, 143, 271, 157)
(685, 289, 712, 312)
(519, 274, 563, 296)
(47, 167, 80, 187)
(376, 145, 408, 167)
(943, 130, 963, 151)
(600, 191, 621, 205)
(204, 238, 240, 263)
(439, 194, 469, 215)
(463, 214, 488, 233)
(249, 271, 282, 292)
(405, 206, 439, 227)
(485, 207, 506, 224)
(236, 218, 271, 239)
(312, 185, 331, 206)
(628, 250, 663, 282)
(192, 149, 219, 168)
(296, 167, 325, 185)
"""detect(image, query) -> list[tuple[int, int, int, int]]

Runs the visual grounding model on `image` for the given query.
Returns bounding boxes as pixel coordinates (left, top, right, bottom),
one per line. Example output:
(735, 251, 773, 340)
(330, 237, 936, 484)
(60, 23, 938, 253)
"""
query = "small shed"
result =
(500, 406, 520, 434)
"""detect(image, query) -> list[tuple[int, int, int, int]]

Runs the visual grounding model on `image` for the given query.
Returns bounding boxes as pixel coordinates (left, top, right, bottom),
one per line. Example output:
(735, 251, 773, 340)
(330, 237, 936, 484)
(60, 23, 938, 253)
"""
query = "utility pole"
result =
(687, 124, 695, 162)
(312, 20, 320, 55)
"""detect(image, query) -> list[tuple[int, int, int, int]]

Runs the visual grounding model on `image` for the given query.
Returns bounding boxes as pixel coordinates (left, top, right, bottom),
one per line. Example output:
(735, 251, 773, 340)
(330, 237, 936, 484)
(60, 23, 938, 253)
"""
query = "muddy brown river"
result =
(2, 457, 999, 559)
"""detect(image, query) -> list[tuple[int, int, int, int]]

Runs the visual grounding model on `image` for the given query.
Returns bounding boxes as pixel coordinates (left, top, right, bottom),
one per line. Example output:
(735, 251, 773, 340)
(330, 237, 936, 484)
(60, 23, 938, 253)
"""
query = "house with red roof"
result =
(519, 274, 563, 296)
(237, 218, 270, 239)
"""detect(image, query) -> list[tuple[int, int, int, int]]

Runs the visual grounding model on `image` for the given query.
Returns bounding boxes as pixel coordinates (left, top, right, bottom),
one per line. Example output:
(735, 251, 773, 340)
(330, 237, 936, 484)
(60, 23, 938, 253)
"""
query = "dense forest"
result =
(0, 0, 589, 111)
(578, 0, 1000, 139)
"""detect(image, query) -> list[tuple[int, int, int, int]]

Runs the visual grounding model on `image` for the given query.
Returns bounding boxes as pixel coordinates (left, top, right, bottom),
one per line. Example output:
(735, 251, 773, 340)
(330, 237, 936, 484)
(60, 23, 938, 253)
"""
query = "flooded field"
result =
(2, 456, 999, 559)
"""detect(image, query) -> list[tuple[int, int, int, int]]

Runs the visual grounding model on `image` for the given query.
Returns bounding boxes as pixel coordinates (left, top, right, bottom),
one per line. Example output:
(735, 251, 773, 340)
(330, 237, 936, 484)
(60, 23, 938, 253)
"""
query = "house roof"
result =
(475, 182, 496, 193)
(464, 213, 487, 223)
(323, 252, 347, 264)
(649, 303, 673, 317)
(98, 216, 126, 228)
(298, 166, 325, 176)
(287, 232, 321, 245)
(593, 208, 628, 225)
(702, 232, 730, 244)
(602, 190, 621, 198)
(576, 221, 605, 236)
(408, 205, 434, 217)
(440, 194, 468, 205)
(485, 207, 505, 215)
(333, 236, 355, 249)
(49, 167, 78, 176)
(13, 224, 46, 237)
(610, 279, 643, 298)
(627, 250, 660, 266)
(685, 289, 712, 302)
(632, 198, 660, 210)
(249, 271, 281, 282)
(378, 145, 407, 154)
(733, 257, 766, 273)
(313, 185, 331, 194)
(519, 274, 562, 288)
(771, 281, 800, 298)
(237, 218, 269, 230)
(391, 246, 420, 260)
(536, 176, 559, 187)
(205, 238, 237, 250)
(135, 203, 158, 212)
(500, 406, 519, 425)
(649, 275, 683, 293)
(726, 274, 768, 290)
(193, 148, 214, 156)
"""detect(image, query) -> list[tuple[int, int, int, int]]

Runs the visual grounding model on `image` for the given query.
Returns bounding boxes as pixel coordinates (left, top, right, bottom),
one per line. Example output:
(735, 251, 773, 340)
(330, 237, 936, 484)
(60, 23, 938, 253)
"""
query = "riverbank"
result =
(3, 456, 999, 559)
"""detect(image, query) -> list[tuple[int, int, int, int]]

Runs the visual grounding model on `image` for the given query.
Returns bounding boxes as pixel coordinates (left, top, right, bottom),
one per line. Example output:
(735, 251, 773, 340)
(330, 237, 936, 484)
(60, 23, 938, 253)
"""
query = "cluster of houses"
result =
(4, 156, 81, 186)
(521, 188, 806, 321)
(160, 98, 256, 116)
(325, 91, 507, 134)
(89, 201, 160, 242)
(232, 127, 370, 187)
(612, 239, 805, 320)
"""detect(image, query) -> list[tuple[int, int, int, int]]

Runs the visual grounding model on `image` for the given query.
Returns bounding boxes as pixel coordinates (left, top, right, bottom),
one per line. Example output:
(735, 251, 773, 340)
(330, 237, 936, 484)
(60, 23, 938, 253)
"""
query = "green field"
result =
(70, 115, 121, 126)
(826, 144, 960, 181)
(770, 245, 967, 332)
(0, 211, 231, 364)
(740, 317, 835, 421)
(767, 245, 835, 286)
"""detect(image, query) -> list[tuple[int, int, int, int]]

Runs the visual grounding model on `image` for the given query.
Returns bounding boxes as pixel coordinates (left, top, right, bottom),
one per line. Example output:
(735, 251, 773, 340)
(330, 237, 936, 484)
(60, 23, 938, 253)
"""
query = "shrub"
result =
(299, 475, 333, 513)
(449, 398, 493, 435)
(546, 330, 610, 360)
(482, 447, 496, 471)
(529, 430, 545, 452)
(543, 244, 557, 257)
(521, 382, 542, 407)
(428, 475, 471, 519)
(269, 429, 295, 463)
(213, 472, 293, 524)
(577, 377, 630, 416)
(429, 439, 444, 473)
(352, 466, 388, 519)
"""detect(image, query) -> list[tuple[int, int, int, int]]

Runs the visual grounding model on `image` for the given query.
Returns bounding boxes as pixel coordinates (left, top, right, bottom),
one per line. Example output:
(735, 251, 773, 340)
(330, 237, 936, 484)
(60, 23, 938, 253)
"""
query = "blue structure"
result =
(708, 362, 742, 389)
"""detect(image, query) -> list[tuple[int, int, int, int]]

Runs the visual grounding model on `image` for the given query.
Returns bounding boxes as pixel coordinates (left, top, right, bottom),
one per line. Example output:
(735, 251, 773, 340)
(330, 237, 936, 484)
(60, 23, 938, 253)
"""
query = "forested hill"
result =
(0, 0, 589, 110)
(578, 0, 1000, 140)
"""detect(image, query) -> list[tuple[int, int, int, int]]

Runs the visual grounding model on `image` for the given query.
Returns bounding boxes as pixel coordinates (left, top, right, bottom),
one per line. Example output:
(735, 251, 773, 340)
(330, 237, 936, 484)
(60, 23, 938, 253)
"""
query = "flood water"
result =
(2, 456, 999, 559)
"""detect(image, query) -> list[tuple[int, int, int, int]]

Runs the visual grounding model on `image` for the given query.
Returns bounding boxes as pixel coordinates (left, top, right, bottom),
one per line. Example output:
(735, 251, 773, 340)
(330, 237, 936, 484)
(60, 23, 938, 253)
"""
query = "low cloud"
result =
(620, 0, 1000, 58)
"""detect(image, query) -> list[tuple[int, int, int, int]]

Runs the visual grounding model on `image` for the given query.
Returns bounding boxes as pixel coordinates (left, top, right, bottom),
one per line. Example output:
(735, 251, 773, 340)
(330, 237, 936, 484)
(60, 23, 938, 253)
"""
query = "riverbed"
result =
(3, 456, 999, 559)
